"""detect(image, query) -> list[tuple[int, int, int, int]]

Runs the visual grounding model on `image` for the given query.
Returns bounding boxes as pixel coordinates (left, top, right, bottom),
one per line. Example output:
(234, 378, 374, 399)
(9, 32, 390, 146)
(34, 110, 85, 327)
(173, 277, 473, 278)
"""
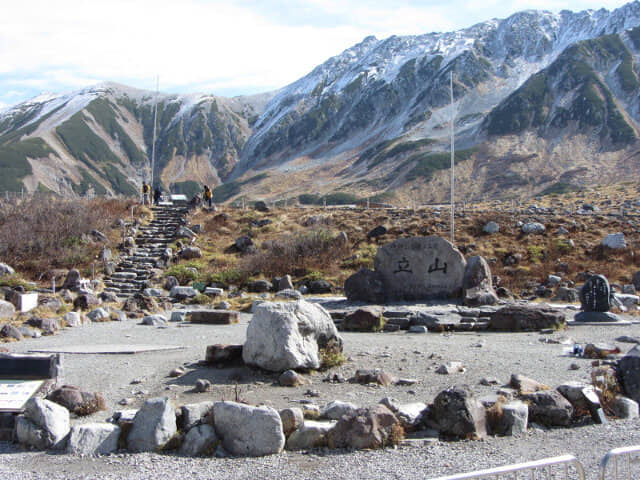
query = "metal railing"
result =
(599, 446, 640, 480)
(428, 455, 586, 480)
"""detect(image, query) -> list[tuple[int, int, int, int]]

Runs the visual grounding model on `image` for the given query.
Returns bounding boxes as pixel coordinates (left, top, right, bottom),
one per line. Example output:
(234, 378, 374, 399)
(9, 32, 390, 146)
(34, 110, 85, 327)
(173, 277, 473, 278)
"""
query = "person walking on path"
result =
(203, 185, 213, 208)
(142, 182, 150, 205)
(153, 187, 162, 205)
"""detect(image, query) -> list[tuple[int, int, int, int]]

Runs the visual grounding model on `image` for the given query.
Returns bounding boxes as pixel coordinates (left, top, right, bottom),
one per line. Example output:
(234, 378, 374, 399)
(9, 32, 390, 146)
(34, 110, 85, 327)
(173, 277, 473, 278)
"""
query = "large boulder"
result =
(462, 256, 498, 307)
(242, 300, 343, 372)
(489, 304, 565, 331)
(213, 401, 285, 456)
(67, 423, 120, 456)
(326, 405, 401, 449)
(374, 236, 466, 300)
(73, 293, 100, 311)
(429, 385, 487, 439)
(16, 397, 70, 450)
(521, 390, 573, 426)
(127, 397, 177, 452)
(602, 232, 627, 249)
(344, 268, 385, 303)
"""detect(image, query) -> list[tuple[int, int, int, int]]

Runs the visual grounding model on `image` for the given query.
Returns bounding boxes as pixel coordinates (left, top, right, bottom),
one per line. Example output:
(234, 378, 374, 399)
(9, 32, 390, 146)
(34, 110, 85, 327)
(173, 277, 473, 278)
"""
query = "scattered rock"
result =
(326, 405, 401, 449)
(521, 390, 573, 427)
(366, 225, 388, 239)
(287, 420, 336, 450)
(279, 370, 307, 387)
(522, 222, 545, 234)
(320, 400, 358, 420)
(279, 408, 304, 436)
(67, 423, 120, 456)
(0, 299, 16, 319)
(483, 221, 500, 234)
(179, 402, 214, 431)
(583, 343, 620, 359)
(142, 315, 168, 327)
(353, 369, 394, 386)
(429, 385, 487, 439)
(127, 397, 177, 452)
(73, 293, 100, 311)
(46, 385, 105, 416)
(194, 379, 211, 393)
(16, 397, 70, 450)
(179, 424, 218, 456)
(213, 401, 285, 456)
(436, 362, 465, 374)
(489, 304, 565, 331)
(509, 374, 550, 394)
(342, 307, 383, 332)
(0, 323, 23, 340)
(602, 232, 626, 249)
(169, 367, 186, 378)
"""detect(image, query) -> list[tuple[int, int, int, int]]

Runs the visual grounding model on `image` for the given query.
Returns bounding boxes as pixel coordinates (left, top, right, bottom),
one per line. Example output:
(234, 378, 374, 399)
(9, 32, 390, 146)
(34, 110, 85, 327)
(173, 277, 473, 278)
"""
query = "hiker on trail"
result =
(153, 187, 161, 205)
(142, 182, 150, 205)
(203, 185, 213, 208)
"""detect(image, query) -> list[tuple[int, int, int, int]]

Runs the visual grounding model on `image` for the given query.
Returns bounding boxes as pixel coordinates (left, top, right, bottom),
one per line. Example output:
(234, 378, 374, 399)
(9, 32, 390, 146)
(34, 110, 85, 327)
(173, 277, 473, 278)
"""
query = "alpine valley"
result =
(3, 1, 640, 204)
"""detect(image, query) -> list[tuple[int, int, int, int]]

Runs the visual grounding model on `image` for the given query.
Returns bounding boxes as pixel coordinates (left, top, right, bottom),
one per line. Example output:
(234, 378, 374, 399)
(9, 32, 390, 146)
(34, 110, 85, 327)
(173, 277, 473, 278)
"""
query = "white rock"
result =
(142, 315, 168, 326)
(127, 397, 177, 452)
(64, 311, 85, 327)
(67, 423, 120, 456)
(0, 262, 15, 275)
(87, 307, 110, 322)
(0, 299, 16, 319)
(436, 361, 465, 374)
(286, 420, 336, 450)
(170, 286, 198, 300)
(611, 396, 639, 420)
(279, 407, 304, 436)
(170, 310, 188, 322)
(320, 400, 358, 420)
(213, 401, 285, 456)
(181, 402, 214, 431)
(395, 403, 427, 429)
(614, 293, 639, 308)
(500, 401, 529, 436)
(242, 300, 342, 372)
(602, 232, 626, 249)
(179, 424, 218, 456)
(522, 222, 545, 234)
(482, 221, 500, 234)
(16, 397, 70, 450)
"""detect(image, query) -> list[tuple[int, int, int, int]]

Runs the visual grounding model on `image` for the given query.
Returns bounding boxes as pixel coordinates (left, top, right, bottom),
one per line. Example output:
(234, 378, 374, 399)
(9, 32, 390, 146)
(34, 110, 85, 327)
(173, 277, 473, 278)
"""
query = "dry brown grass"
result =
(0, 195, 131, 278)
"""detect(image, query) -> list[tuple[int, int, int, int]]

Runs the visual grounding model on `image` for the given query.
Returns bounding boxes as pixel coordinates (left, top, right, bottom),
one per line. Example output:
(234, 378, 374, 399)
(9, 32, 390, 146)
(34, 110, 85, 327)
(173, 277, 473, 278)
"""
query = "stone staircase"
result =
(103, 205, 188, 298)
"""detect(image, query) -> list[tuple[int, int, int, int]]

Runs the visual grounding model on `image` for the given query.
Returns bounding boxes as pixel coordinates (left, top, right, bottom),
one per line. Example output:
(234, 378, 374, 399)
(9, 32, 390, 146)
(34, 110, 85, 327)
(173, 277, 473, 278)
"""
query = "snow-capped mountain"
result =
(2, 2, 640, 203)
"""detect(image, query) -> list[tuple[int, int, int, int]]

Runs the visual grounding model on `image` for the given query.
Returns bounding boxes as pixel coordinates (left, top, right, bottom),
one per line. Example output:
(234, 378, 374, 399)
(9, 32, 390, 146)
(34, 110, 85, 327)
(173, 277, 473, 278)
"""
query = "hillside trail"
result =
(103, 204, 188, 298)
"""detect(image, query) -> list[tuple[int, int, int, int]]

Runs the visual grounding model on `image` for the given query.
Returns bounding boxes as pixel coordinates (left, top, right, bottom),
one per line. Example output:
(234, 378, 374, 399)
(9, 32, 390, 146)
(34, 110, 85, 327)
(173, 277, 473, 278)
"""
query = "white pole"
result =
(450, 71, 455, 245)
(150, 76, 159, 188)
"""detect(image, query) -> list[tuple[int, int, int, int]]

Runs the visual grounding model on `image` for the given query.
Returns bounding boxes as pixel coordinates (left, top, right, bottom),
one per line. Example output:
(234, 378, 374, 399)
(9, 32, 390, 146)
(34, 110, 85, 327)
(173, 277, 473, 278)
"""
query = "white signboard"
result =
(0, 379, 45, 412)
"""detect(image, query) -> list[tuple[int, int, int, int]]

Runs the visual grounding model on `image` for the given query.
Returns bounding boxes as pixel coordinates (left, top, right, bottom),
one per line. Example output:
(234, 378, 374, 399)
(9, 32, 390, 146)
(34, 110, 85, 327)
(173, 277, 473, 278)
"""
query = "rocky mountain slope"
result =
(2, 2, 640, 202)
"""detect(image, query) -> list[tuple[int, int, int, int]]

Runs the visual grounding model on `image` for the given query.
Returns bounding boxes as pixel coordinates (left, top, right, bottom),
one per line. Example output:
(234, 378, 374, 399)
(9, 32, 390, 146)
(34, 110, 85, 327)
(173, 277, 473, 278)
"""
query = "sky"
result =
(0, 0, 633, 110)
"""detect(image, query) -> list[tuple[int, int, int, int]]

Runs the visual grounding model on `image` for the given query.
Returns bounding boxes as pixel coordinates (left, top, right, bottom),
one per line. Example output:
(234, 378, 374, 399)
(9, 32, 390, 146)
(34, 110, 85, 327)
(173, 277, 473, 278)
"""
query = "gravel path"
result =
(2, 304, 640, 479)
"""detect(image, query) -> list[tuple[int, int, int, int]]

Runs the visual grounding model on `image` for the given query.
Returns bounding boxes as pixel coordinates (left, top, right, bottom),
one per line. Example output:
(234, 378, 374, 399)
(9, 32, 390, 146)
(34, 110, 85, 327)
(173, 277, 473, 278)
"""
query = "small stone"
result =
(480, 377, 499, 386)
(169, 367, 186, 378)
(569, 363, 580, 370)
(279, 370, 307, 387)
(436, 362, 465, 374)
(195, 379, 211, 393)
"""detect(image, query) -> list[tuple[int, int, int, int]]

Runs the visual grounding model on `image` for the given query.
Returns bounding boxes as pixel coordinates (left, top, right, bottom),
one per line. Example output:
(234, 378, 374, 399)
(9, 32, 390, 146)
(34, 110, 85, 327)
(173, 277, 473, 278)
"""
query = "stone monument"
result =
(373, 236, 466, 300)
(575, 274, 621, 322)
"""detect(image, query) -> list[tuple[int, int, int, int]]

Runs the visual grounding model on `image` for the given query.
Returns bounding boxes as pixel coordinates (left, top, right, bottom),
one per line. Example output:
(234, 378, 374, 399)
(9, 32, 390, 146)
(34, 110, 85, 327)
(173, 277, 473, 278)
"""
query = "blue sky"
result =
(0, 0, 632, 110)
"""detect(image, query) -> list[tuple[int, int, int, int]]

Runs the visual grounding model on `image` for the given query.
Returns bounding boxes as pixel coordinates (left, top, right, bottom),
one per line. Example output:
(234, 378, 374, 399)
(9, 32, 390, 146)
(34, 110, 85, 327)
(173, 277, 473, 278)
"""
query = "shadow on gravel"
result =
(166, 363, 280, 392)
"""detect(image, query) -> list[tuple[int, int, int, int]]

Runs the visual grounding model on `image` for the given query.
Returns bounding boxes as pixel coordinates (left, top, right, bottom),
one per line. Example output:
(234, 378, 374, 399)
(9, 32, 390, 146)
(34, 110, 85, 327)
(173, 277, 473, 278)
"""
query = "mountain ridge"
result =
(2, 2, 640, 202)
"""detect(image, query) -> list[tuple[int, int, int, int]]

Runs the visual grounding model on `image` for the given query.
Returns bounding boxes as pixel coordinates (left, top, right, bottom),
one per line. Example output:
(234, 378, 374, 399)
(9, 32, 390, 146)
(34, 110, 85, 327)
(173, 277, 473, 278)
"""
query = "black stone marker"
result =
(580, 274, 610, 312)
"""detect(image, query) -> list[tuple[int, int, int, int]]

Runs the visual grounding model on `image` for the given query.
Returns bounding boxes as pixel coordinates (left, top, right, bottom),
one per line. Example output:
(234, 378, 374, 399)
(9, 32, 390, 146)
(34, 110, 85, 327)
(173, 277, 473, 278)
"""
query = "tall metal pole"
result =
(450, 71, 455, 245)
(150, 76, 159, 187)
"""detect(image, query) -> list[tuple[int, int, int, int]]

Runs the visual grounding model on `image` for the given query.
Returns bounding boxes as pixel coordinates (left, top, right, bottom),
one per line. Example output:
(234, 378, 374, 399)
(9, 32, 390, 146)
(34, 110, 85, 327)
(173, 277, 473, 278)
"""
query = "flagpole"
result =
(450, 71, 455, 245)
(150, 76, 159, 188)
